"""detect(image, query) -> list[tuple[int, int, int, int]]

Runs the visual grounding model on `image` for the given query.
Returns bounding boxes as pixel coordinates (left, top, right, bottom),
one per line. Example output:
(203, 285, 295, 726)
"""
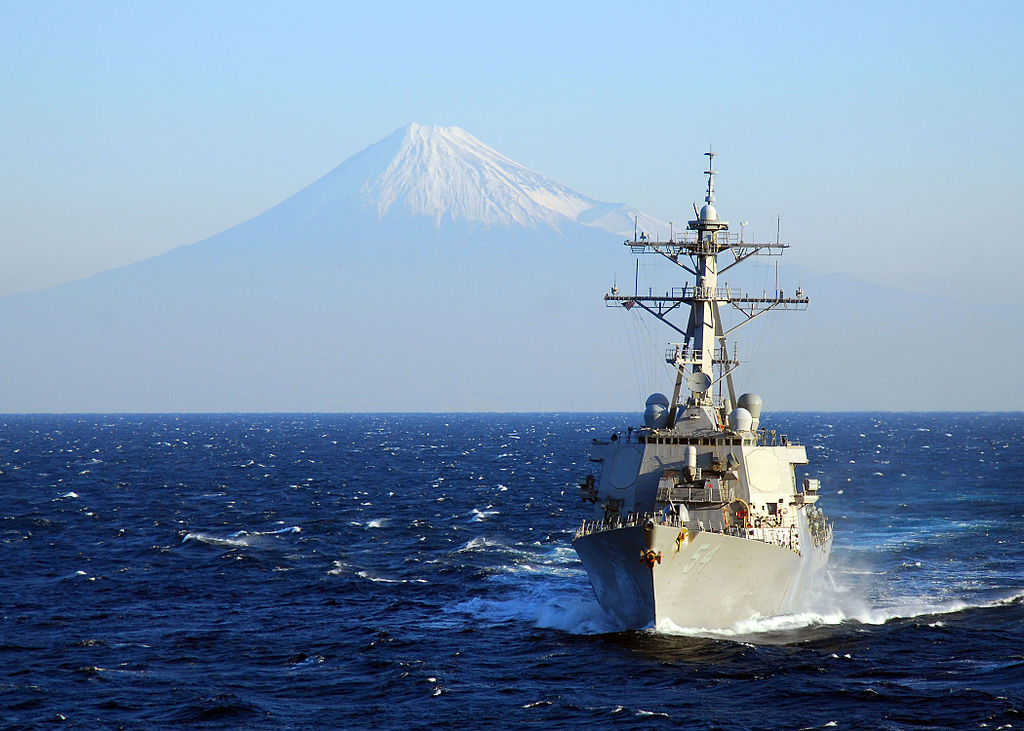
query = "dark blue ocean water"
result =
(2, 412, 1022, 730)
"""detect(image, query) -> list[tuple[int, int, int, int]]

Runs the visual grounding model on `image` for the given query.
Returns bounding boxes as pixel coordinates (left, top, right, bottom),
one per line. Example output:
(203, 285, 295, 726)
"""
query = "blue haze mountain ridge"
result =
(0, 124, 1018, 413)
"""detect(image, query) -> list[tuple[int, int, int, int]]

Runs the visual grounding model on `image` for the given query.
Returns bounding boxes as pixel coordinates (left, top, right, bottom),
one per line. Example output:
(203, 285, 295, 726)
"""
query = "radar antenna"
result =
(605, 152, 810, 428)
(704, 149, 717, 205)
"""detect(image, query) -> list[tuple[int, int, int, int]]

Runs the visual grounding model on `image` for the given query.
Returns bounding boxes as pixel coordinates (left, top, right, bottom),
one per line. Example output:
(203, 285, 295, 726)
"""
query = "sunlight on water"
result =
(1, 412, 1022, 729)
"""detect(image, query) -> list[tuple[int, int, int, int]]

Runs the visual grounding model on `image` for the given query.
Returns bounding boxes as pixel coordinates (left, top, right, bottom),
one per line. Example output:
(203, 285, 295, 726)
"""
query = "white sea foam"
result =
(652, 590, 1024, 640)
(457, 536, 506, 552)
(356, 570, 428, 584)
(448, 579, 621, 635)
(636, 710, 671, 719)
(272, 526, 301, 535)
(496, 562, 580, 580)
(367, 518, 388, 528)
(183, 525, 301, 548)
(184, 532, 250, 548)
(535, 594, 622, 634)
(470, 507, 500, 522)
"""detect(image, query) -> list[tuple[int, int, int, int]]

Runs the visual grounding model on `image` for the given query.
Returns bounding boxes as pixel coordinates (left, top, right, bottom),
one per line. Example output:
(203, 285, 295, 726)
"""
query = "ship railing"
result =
(625, 231, 749, 249)
(574, 510, 684, 539)
(626, 231, 791, 254)
(741, 525, 801, 554)
(655, 484, 731, 505)
(665, 284, 742, 302)
(576, 511, 804, 557)
(755, 429, 800, 447)
(664, 343, 736, 366)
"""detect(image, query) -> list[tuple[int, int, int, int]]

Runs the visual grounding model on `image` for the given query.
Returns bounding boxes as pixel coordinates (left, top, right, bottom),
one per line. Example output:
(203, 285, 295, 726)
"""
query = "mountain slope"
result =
(0, 124, 664, 412)
(277, 122, 661, 236)
(1, 123, 1018, 412)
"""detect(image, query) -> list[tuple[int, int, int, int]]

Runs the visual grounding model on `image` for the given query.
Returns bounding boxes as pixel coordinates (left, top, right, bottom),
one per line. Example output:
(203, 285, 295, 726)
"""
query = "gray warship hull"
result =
(574, 517, 831, 630)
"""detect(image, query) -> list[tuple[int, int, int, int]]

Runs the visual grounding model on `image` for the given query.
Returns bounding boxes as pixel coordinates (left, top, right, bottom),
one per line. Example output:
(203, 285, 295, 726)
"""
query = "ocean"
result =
(2, 412, 1022, 730)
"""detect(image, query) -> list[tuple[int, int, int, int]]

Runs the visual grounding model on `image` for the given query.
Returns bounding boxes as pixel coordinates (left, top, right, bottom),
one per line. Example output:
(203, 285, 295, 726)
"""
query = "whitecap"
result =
(457, 536, 504, 552)
(470, 507, 500, 522)
(197, 525, 295, 546)
(356, 571, 401, 583)
(183, 532, 250, 548)
(356, 570, 428, 584)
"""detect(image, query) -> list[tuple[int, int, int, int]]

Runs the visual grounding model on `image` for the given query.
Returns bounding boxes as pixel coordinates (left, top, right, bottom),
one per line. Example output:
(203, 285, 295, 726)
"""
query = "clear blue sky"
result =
(2, 0, 1022, 300)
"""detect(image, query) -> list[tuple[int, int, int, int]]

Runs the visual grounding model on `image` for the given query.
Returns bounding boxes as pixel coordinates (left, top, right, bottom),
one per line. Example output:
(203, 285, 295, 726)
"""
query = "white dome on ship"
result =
(737, 393, 763, 418)
(699, 204, 718, 221)
(645, 393, 670, 408)
(728, 407, 753, 433)
(644, 393, 670, 429)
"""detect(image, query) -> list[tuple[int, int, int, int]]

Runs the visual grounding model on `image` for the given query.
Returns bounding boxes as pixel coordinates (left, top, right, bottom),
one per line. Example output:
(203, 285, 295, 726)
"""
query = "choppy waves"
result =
(2, 412, 1023, 729)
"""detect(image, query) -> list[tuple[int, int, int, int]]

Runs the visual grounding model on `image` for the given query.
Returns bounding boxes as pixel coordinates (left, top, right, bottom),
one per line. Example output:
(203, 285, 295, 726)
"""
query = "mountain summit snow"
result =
(286, 123, 662, 237)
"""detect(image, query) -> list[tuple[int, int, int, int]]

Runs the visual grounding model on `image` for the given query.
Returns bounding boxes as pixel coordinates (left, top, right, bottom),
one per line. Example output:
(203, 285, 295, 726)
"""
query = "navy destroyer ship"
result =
(573, 152, 832, 630)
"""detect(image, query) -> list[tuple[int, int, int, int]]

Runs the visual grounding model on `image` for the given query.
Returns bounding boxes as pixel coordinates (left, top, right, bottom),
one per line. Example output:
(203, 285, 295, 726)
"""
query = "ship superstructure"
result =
(573, 153, 832, 630)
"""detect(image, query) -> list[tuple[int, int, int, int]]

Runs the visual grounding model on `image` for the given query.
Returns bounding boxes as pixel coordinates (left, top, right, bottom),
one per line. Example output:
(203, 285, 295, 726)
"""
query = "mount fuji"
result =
(0, 124, 668, 412)
(3, 123, 1019, 412)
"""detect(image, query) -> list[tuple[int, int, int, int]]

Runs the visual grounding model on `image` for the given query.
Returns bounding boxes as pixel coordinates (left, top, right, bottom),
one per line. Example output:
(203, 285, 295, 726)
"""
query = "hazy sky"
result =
(3, 1, 1022, 301)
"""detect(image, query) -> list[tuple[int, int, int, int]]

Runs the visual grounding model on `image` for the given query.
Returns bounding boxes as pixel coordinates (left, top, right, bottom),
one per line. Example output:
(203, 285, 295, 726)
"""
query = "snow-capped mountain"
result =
(0, 123, 667, 412)
(277, 123, 664, 237)
(3, 123, 1005, 412)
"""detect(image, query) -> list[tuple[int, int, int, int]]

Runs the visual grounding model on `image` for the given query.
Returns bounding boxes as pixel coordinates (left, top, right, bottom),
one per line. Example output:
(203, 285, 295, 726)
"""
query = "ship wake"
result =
(652, 581, 1024, 641)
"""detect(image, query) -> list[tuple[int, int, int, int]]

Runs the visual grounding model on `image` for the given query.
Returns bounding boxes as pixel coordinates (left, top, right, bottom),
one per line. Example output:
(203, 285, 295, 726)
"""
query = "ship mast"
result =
(689, 151, 727, 409)
(606, 152, 808, 427)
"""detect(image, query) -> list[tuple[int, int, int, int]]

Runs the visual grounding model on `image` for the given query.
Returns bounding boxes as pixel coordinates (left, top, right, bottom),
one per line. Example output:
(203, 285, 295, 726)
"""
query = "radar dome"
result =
(644, 393, 670, 429)
(699, 204, 718, 222)
(645, 393, 670, 408)
(737, 393, 762, 432)
(737, 393, 762, 418)
(728, 407, 753, 433)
